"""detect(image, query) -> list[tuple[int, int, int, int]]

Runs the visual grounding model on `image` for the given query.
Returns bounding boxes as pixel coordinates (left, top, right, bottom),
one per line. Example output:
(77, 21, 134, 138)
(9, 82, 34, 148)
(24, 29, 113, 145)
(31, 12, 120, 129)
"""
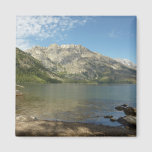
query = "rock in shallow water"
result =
(117, 115, 136, 126)
(114, 104, 136, 127)
(123, 116, 136, 126)
(124, 107, 136, 116)
(115, 105, 136, 116)
(115, 105, 126, 111)
(110, 118, 117, 122)
(104, 115, 113, 119)
(121, 104, 128, 107)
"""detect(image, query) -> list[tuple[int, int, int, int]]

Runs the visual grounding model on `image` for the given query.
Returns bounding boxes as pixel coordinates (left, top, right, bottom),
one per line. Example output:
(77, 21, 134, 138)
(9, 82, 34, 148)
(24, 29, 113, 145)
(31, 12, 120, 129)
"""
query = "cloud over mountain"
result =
(16, 16, 88, 50)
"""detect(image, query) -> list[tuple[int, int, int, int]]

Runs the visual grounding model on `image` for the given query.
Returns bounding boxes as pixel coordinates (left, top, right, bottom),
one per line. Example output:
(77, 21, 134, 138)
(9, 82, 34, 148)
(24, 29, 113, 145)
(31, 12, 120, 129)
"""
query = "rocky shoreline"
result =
(16, 104, 136, 136)
(104, 104, 136, 129)
(16, 118, 136, 136)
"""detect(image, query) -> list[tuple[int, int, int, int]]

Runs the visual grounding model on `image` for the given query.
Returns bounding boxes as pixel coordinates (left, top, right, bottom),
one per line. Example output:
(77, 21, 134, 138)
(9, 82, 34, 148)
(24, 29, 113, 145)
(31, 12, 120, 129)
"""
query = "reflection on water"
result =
(16, 83, 136, 126)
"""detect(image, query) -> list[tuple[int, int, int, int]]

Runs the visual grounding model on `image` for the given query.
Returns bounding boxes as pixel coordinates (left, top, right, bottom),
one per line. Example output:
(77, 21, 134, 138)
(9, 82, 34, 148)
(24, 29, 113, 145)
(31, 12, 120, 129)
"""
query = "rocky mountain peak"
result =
(60, 44, 82, 49)
(24, 44, 136, 83)
(115, 58, 136, 69)
(48, 43, 59, 49)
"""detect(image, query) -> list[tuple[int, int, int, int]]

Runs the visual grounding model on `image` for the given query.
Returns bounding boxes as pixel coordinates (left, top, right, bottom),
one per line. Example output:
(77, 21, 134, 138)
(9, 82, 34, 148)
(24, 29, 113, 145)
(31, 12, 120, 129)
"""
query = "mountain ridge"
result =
(27, 44, 135, 68)
(23, 44, 136, 83)
(114, 58, 136, 69)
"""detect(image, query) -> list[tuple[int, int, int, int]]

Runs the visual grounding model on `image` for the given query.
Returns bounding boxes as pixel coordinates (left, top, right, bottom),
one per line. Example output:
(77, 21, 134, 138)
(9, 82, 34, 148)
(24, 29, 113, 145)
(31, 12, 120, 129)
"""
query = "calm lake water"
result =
(16, 83, 136, 126)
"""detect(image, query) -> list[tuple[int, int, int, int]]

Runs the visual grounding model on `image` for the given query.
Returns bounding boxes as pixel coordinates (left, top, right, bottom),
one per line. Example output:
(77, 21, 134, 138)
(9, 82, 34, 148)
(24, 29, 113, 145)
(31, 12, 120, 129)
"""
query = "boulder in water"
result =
(115, 104, 128, 110)
(115, 105, 136, 116)
(117, 115, 136, 127)
(124, 107, 136, 116)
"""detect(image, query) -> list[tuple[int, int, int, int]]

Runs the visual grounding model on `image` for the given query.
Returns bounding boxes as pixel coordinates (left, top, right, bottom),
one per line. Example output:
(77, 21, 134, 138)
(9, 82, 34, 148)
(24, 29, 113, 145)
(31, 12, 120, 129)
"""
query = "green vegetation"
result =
(16, 48, 61, 83)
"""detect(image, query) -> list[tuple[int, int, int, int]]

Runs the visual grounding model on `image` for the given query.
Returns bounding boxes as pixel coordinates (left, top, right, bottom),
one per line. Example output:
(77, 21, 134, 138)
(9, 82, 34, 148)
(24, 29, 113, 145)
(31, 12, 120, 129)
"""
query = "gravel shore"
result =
(16, 119, 136, 136)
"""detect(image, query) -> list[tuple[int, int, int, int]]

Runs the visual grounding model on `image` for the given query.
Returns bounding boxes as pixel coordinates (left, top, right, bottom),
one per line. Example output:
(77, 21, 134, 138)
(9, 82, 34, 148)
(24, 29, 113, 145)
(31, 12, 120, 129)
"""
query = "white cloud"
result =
(16, 16, 88, 50)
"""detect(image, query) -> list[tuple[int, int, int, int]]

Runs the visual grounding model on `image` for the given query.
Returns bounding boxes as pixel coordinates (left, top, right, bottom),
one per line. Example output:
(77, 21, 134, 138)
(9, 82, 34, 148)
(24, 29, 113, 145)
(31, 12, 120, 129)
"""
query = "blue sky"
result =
(16, 16, 136, 63)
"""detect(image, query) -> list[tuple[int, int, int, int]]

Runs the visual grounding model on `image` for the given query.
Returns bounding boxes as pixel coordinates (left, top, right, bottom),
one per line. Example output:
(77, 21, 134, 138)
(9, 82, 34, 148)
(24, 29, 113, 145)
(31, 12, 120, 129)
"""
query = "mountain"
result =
(115, 58, 136, 69)
(16, 48, 61, 83)
(25, 44, 136, 83)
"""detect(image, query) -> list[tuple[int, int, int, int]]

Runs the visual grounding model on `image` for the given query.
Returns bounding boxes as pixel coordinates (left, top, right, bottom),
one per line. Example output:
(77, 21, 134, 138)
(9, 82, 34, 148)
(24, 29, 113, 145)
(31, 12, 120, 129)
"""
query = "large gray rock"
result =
(124, 107, 136, 116)
(117, 116, 136, 126)
(123, 116, 136, 126)
(115, 105, 126, 111)
(115, 105, 136, 116)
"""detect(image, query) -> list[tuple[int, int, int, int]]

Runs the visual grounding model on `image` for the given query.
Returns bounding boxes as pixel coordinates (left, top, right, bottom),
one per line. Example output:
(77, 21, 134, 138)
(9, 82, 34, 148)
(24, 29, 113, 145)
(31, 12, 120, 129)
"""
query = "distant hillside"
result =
(25, 44, 136, 83)
(16, 48, 61, 83)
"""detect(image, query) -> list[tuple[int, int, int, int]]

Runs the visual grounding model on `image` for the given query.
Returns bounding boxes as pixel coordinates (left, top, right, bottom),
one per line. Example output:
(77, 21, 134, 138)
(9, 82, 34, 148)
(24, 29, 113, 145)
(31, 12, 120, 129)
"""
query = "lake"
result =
(16, 83, 136, 126)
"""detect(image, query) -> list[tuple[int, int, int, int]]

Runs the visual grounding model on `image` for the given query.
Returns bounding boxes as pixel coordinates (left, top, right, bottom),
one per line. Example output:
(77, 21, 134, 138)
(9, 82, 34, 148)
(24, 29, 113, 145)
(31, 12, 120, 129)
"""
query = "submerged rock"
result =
(110, 118, 117, 122)
(104, 115, 113, 119)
